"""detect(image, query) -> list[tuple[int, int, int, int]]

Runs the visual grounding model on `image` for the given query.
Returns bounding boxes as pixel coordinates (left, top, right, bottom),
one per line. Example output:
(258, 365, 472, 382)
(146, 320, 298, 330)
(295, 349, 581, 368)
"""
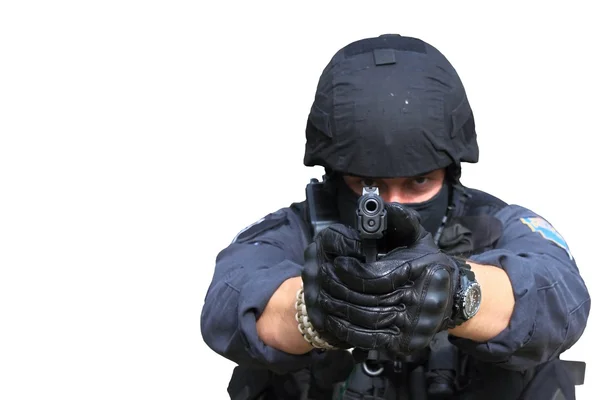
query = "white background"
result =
(1, 1, 597, 399)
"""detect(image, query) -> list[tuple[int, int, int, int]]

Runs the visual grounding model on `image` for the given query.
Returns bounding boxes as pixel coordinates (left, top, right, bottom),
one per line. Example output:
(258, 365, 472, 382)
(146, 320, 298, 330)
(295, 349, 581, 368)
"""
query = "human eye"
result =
(406, 176, 435, 194)
(360, 178, 378, 187)
(412, 176, 429, 185)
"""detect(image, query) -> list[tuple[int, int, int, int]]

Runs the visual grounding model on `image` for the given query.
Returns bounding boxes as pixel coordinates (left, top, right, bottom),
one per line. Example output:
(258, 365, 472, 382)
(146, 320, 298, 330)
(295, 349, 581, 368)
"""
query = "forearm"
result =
(449, 262, 515, 342)
(201, 253, 314, 372)
(257, 276, 313, 354)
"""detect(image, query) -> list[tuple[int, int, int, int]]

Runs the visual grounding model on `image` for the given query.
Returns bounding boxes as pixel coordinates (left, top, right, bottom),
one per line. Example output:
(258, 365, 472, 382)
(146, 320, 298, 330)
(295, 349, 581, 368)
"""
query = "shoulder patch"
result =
(232, 212, 287, 244)
(520, 216, 573, 259)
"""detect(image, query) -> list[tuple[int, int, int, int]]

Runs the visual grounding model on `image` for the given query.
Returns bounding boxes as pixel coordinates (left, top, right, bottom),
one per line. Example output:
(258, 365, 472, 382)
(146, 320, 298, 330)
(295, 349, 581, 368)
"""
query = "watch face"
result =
(464, 283, 482, 318)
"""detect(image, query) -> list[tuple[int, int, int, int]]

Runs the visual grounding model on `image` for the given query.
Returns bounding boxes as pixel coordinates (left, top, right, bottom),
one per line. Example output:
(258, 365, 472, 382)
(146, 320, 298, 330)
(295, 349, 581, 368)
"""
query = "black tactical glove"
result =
(302, 203, 462, 354)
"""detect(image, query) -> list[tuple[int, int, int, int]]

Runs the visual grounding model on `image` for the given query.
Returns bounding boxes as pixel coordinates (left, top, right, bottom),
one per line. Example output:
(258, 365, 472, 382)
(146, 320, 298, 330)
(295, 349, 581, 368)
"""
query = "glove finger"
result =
(318, 291, 408, 331)
(331, 251, 446, 294)
(328, 245, 453, 294)
(317, 223, 363, 259)
(384, 202, 428, 247)
(328, 256, 413, 294)
(325, 316, 401, 350)
(378, 245, 441, 280)
(321, 272, 416, 307)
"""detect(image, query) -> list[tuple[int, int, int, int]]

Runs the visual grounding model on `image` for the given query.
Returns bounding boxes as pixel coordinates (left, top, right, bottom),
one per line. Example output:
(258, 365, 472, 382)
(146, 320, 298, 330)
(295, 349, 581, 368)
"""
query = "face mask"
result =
(334, 177, 450, 236)
(401, 181, 450, 236)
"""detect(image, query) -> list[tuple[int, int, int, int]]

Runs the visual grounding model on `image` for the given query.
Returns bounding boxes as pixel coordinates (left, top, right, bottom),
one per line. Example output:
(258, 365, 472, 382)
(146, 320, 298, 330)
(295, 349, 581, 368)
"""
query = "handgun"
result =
(356, 186, 387, 263)
(356, 186, 390, 377)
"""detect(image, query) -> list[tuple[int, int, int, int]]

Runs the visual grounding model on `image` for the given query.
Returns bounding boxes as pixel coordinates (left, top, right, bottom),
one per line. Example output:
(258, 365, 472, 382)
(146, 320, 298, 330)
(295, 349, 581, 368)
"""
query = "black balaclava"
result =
(333, 174, 451, 237)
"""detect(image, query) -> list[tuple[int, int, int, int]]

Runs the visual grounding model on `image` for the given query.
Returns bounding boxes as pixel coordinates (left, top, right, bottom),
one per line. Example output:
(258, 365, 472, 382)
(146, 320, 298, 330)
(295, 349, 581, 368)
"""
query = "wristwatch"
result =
(452, 262, 482, 327)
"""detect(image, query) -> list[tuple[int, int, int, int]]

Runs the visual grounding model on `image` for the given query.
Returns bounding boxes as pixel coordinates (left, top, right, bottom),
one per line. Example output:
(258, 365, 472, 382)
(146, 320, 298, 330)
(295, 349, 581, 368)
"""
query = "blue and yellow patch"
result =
(520, 216, 573, 260)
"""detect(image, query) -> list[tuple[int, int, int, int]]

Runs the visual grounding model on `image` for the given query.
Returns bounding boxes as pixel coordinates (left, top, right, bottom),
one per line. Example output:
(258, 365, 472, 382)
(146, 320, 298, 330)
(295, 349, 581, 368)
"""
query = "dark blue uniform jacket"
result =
(201, 187, 590, 394)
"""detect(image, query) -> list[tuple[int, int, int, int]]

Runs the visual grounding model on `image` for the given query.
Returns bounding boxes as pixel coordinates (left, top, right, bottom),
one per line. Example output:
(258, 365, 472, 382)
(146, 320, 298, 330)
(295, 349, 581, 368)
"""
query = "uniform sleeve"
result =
(450, 205, 591, 371)
(200, 208, 315, 374)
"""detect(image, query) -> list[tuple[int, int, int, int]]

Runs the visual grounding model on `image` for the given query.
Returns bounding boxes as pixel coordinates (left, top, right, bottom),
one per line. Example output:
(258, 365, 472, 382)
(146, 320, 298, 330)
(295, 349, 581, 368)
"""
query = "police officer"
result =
(201, 34, 590, 399)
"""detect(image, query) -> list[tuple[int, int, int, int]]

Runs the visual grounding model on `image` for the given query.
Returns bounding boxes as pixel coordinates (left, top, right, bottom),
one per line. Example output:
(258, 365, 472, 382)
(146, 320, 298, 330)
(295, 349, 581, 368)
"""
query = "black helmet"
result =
(303, 34, 479, 178)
